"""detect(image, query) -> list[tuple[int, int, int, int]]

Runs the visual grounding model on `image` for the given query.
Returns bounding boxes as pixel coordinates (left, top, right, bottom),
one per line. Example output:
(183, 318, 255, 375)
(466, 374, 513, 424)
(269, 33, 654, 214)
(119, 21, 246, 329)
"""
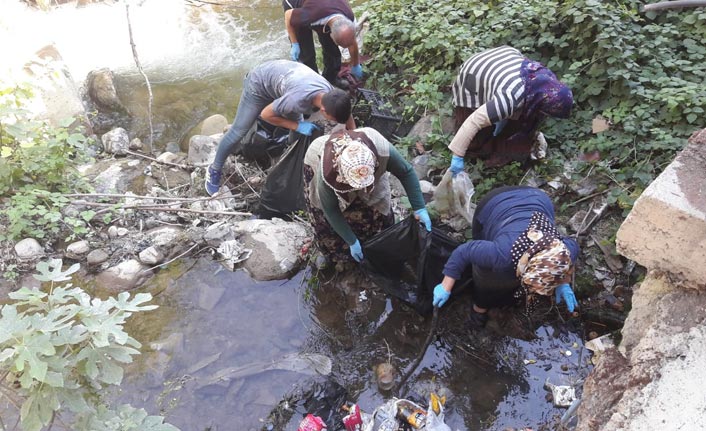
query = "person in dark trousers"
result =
(448, 46, 573, 172)
(432, 186, 580, 328)
(205, 59, 355, 196)
(303, 127, 431, 264)
(283, 0, 363, 84)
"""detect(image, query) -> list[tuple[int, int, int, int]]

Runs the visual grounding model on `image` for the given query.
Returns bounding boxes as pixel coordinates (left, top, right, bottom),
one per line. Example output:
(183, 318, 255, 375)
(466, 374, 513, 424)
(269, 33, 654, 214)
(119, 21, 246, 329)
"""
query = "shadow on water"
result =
(119, 258, 589, 430)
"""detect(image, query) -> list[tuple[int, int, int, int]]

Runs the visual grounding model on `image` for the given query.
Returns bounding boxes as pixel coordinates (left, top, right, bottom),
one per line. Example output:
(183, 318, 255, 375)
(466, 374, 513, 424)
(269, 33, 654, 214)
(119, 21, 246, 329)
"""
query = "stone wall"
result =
(576, 129, 706, 430)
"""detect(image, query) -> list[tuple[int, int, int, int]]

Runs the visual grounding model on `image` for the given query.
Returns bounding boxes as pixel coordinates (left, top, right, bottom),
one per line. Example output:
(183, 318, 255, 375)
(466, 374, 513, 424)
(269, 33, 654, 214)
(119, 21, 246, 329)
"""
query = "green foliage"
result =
(0, 84, 96, 241)
(0, 259, 179, 431)
(363, 0, 706, 208)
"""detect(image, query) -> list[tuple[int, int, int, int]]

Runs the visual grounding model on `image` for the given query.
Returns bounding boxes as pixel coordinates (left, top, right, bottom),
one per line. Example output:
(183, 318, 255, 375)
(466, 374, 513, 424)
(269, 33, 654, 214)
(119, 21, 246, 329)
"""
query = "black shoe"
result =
(467, 309, 489, 330)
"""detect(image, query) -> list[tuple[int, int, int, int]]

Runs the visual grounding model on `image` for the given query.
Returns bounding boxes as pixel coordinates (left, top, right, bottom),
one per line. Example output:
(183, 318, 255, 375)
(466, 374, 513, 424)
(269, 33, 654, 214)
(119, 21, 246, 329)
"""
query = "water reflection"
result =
(121, 259, 587, 430)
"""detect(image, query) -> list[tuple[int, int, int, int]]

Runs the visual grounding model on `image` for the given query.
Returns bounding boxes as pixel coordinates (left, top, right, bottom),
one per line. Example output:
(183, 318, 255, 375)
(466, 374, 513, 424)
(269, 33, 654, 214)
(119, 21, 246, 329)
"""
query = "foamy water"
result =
(0, 0, 286, 83)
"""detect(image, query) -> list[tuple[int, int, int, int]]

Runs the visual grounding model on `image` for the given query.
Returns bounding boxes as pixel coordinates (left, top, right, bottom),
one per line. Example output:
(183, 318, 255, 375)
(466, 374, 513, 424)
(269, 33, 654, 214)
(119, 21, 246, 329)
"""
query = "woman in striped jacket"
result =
(448, 46, 573, 172)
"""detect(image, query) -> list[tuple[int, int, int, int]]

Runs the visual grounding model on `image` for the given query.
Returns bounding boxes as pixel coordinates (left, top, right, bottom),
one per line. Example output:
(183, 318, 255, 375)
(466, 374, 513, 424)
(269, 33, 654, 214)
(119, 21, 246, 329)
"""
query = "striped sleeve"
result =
(452, 46, 526, 123)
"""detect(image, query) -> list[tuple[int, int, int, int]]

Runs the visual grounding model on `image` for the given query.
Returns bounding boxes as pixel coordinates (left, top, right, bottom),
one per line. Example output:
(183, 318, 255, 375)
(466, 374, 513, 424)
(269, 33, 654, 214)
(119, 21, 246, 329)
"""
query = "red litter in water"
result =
(297, 414, 327, 431)
(342, 404, 363, 431)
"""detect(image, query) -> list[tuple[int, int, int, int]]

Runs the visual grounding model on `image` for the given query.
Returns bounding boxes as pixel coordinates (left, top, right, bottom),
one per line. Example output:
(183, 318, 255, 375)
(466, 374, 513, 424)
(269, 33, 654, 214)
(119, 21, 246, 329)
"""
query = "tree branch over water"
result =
(125, 2, 154, 151)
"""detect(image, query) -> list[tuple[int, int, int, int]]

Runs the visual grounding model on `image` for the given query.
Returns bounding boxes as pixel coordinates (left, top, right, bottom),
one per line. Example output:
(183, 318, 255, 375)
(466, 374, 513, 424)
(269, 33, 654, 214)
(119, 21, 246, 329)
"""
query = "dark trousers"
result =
(469, 186, 531, 309)
(295, 25, 342, 84)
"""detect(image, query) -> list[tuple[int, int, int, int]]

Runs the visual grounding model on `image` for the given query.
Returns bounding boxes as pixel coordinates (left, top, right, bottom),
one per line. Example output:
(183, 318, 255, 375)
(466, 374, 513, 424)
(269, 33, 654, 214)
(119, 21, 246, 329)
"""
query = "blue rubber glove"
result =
(555, 283, 578, 313)
(414, 208, 432, 232)
(290, 42, 300, 61)
(351, 64, 363, 79)
(450, 155, 464, 177)
(296, 121, 319, 136)
(493, 119, 508, 136)
(433, 284, 451, 308)
(349, 239, 364, 262)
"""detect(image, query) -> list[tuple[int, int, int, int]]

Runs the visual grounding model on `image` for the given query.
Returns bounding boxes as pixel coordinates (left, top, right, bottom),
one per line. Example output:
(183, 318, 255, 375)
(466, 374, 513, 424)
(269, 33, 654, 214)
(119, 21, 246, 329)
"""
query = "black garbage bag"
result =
(240, 117, 293, 166)
(362, 216, 473, 315)
(258, 128, 323, 219)
(260, 377, 349, 431)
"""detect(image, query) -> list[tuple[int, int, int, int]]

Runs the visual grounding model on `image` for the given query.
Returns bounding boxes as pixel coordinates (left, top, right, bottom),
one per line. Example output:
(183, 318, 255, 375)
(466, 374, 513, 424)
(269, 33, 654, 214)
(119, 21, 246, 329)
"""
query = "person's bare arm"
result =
(348, 39, 360, 66)
(261, 104, 299, 131)
(284, 9, 298, 44)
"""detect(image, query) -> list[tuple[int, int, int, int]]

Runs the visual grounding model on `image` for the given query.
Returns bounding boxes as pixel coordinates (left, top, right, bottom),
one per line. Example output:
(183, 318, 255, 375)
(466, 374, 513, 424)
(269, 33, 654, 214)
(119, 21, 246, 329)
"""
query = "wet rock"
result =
(232, 219, 310, 281)
(165, 141, 181, 154)
(188, 135, 219, 166)
(198, 285, 226, 311)
(81, 157, 148, 194)
(66, 240, 90, 260)
(87, 249, 110, 266)
(101, 127, 130, 156)
(86, 68, 125, 112)
(196, 114, 229, 137)
(14, 238, 44, 262)
(138, 246, 164, 266)
(95, 259, 152, 292)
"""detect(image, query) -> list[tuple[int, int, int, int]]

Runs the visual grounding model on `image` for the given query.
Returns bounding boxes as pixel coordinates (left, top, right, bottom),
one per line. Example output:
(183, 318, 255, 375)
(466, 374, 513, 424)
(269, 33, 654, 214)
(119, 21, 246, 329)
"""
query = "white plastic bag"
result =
(425, 393, 451, 431)
(432, 169, 476, 229)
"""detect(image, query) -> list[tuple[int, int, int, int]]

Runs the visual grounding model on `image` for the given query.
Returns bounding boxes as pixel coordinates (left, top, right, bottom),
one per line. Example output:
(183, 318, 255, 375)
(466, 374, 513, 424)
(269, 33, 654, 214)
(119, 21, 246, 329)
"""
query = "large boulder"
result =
(616, 130, 706, 288)
(231, 219, 311, 281)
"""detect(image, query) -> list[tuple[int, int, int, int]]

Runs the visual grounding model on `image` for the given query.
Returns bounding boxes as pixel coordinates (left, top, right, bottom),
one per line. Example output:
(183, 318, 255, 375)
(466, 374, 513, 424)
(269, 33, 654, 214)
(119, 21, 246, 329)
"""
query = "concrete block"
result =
(616, 134, 706, 288)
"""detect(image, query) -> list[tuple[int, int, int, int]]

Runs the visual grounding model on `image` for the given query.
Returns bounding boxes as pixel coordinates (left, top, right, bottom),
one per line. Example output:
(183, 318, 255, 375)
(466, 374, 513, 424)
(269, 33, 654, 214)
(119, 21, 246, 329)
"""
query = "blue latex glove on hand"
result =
(351, 64, 363, 79)
(450, 155, 464, 177)
(290, 42, 300, 61)
(349, 239, 364, 262)
(414, 208, 432, 232)
(433, 284, 451, 308)
(493, 119, 509, 136)
(555, 283, 578, 313)
(296, 121, 319, 136)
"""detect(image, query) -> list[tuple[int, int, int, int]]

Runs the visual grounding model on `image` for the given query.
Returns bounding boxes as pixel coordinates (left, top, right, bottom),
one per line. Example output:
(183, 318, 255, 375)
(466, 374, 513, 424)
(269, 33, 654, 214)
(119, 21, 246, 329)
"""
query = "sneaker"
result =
(205, 165, 222, 196)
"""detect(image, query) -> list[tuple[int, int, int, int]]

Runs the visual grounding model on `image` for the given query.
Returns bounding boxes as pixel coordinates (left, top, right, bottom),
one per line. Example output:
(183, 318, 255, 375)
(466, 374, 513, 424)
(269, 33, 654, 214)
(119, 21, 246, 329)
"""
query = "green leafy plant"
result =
(0, 259, 179, 431)
(0, 84, 96, 242)
(362, 0, 705, 206)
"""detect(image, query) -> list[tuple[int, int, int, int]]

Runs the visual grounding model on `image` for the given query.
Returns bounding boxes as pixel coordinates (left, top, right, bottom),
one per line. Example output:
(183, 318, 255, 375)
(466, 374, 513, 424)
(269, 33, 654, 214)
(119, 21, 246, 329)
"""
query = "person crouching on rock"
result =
(303, 128, 432, 267)
(431, 186, 580, 329)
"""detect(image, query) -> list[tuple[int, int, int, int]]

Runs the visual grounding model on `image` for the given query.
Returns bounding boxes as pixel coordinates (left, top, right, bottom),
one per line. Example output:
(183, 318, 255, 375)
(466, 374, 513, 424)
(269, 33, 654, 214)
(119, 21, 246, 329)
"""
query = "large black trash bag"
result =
(362, 217, 473, 315)
(258, 128, 323, 219)
(240, 117, 292, 166)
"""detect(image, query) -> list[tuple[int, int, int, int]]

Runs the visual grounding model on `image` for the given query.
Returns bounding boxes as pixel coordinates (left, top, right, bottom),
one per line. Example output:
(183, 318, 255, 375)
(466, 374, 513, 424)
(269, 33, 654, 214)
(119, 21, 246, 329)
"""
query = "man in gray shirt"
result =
(206, 59, 355, 195)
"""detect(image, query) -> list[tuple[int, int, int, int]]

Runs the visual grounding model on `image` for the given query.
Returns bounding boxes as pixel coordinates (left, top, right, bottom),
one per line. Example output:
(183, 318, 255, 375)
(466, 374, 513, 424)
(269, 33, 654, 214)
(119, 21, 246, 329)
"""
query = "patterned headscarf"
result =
(511, 212, 573, 297)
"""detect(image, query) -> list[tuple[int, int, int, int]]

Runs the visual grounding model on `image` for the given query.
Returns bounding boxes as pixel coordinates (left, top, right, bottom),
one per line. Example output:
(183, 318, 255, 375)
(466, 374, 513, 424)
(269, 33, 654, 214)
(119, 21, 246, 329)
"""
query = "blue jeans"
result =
(212, 75, 301, 170)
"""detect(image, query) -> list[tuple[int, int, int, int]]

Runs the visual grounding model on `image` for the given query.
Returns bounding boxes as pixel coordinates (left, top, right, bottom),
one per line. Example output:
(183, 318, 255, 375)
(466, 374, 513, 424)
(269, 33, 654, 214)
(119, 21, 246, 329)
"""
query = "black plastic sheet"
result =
(362, 217, 473, 315)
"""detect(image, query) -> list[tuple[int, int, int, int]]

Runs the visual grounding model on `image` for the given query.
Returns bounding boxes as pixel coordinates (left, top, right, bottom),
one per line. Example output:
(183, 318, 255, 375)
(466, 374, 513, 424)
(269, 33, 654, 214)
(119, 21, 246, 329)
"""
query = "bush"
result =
(363, 0, 706, 208)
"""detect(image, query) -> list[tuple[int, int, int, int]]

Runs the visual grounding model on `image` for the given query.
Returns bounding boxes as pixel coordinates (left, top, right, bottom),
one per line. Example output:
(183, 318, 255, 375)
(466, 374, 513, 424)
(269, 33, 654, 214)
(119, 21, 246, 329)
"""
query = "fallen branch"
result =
(57, 192, 239, 202)
(73, 201, 251, 217)
(125, 149, 190, 170)
(125, 3, 154, 151)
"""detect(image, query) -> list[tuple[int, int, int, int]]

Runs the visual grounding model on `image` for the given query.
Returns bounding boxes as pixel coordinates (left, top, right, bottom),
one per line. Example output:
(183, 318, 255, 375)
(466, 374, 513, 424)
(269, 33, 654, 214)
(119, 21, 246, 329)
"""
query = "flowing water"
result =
(1, 2, 589, 429)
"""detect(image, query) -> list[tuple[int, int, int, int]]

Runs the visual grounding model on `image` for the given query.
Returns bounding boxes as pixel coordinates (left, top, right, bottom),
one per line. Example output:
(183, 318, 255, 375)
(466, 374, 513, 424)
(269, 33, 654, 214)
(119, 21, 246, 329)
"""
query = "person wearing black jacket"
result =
(283, 0, 363, 83)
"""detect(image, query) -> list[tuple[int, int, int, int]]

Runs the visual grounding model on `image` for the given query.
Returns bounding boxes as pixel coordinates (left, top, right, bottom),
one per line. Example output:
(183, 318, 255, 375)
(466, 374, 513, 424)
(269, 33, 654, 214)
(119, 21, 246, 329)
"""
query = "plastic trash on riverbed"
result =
(297, 414, 327, 431)
(544, 380, 576, 408)
(342, 404, 374, 431)
(371, 393, 450, 430)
